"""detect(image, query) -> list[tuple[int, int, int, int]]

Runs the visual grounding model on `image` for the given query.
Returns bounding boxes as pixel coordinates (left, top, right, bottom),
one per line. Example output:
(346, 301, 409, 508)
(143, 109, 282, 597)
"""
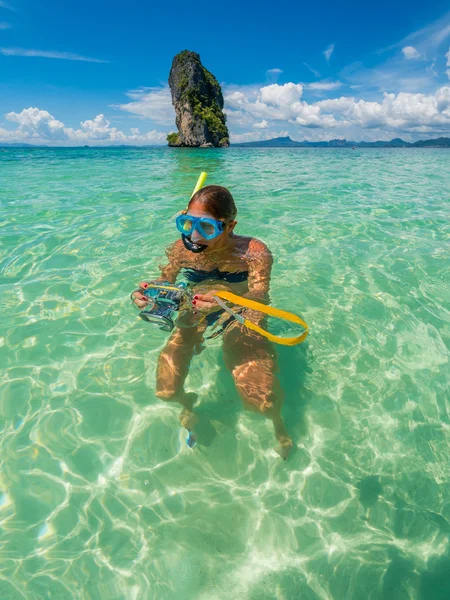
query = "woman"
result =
(133, 185, 292, 459)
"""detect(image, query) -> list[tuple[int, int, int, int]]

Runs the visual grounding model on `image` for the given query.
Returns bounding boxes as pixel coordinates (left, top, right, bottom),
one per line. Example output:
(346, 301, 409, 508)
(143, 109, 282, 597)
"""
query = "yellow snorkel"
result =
(178, 172, 210, 254)
(191, 171, 207, 198)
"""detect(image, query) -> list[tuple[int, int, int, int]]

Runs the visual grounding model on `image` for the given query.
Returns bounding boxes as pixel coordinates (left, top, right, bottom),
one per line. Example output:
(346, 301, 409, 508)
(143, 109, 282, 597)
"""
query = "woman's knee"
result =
(231, 359, 283, 414)
(155, 386, 179, 401)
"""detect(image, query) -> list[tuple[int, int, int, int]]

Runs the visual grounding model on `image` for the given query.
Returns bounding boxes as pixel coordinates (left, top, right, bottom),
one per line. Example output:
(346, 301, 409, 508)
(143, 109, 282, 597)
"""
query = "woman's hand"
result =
(132, 290, 149, 309)
(131, 280, 161, 309)
(139, 280, 161, 290)
(192, 291, 220, 313)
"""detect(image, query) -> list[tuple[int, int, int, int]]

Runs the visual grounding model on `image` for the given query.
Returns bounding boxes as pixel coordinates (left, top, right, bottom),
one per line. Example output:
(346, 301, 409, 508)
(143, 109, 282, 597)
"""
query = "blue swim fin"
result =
(186, 431, 197, 448)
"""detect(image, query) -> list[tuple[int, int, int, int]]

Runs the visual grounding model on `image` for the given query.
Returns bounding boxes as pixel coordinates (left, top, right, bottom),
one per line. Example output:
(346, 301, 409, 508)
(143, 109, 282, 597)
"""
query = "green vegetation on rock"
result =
(166, 132, 179, 145)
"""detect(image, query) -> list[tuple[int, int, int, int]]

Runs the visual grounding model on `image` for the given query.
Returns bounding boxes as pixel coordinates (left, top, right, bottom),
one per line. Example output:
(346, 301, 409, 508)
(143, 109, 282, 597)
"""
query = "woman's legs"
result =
(222, 324, 293, 459)
(156, 325, 205, 430)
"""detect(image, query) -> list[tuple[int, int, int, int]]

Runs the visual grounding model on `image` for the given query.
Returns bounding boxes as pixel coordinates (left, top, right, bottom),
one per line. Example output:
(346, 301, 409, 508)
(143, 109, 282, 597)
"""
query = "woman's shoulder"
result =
(234, 235, 271, 255)
(233, 236, 272, 265)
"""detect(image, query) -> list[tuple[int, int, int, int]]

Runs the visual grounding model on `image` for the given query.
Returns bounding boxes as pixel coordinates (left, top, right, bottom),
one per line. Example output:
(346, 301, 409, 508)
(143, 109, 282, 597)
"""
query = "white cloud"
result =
(2, 107, 166, 145)
(114, 86, 174, 125)
(6, 107, 66, 139)
(0, 47, 108, 62)
(225, 82, 339, 128)
(323, 44, 335, 62)
(267, 68, 283, 74)
(307, 81, 342, 91)
(317, 87, 450, 132)
(252, 120, 269, 129)
(128, 128, 166, 143)
(65, 114, 126, 142)
(446, 47, 450, 79)
(223, 79, 450, 138)
(0, 126, 27, 142)
(402, 46, 421, 60)
(0, 21, 11, 28)
(260, 82, 304, 106)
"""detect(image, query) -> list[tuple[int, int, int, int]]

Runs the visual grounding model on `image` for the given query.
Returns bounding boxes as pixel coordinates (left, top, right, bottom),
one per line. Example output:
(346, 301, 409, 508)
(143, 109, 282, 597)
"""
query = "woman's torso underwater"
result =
(175, 234, 255, 293)
(172, 235, 258, 329)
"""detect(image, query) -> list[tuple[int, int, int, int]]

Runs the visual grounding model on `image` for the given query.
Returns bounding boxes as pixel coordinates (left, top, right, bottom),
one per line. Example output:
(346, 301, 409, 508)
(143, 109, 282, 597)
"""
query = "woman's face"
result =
(186, 200, 236, 251)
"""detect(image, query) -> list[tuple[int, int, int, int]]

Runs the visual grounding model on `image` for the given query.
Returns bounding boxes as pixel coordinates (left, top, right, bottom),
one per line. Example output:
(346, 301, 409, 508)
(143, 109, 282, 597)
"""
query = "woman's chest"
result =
(181, 254, 247, 273)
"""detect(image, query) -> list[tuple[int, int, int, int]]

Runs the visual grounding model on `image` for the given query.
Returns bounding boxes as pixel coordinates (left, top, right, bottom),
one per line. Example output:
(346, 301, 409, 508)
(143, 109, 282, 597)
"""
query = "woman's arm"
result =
(240, 238, 273, 324)
(245, 238, 273, 302)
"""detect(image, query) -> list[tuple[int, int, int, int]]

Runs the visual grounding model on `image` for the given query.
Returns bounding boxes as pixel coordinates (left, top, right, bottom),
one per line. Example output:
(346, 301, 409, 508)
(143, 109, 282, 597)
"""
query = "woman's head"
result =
(188, 185, 237, 221)
(181, 185, 238, 252)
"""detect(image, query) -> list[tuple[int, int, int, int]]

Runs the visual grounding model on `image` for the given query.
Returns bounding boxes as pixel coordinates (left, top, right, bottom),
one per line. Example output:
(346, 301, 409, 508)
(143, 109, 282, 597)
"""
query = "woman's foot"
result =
(275, 435, 293, 460)
(186, 430, 197, 448)
(177, 391, 198, 433)
(272, 415, 293, 460)
(179, 407, 198, 431)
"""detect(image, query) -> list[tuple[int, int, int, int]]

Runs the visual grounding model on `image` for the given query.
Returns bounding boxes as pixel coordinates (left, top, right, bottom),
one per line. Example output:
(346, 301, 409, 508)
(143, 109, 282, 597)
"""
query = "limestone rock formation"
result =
(167, 50, 229, 148)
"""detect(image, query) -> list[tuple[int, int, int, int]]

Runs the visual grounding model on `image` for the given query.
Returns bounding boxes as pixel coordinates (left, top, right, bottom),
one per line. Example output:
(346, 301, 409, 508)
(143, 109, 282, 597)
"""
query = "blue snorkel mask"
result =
(176, 214, 225, 253)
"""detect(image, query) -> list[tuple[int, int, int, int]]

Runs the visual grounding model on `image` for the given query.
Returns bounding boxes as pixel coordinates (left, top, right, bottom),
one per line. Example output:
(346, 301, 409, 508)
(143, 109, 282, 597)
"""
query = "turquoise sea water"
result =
(0, 147, 449, 599)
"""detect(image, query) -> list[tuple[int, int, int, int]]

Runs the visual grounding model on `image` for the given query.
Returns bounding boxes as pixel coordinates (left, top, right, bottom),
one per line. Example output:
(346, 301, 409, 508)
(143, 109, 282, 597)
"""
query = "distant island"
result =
(232, 136, 450, 148)
(1, 136, 449, 149)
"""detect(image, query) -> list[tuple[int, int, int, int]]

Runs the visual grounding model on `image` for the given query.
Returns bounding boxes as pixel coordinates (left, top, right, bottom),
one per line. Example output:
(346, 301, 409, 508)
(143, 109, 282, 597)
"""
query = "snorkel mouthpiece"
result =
(181, 233, 208, 253)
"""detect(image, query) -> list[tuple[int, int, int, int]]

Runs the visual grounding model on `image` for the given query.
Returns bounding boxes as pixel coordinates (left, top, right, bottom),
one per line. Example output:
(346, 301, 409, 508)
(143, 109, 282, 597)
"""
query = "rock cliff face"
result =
(167, 50, 229, 148)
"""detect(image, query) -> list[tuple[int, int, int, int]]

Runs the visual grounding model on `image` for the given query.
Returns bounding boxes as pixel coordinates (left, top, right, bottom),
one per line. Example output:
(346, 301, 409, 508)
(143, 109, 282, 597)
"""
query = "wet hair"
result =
(188, 185, 237, 221)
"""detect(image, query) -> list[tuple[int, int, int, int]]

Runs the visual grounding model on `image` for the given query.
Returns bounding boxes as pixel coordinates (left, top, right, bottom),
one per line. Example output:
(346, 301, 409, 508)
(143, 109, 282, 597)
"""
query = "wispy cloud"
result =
(303, 62, 321, 78)
(0, 21, 11, 28)
(307, 81, 342, 90)
(267, 68, 283, 74)
(113, 86, 174, 125)
(402, 46, 421, 60)
(341, 12, 450, 96)
(323, 44, 335, 62)
(407, 15, 450, 49)
(0, 1, 14, 10)
(0, 47, 108, 62)
(379, 11, 450, 56)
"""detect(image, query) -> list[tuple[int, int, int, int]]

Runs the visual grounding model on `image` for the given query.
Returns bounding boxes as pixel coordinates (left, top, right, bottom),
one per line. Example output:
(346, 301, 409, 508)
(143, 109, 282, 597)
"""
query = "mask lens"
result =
(199, 220, 217, 238)
(179, 216, 194, 234)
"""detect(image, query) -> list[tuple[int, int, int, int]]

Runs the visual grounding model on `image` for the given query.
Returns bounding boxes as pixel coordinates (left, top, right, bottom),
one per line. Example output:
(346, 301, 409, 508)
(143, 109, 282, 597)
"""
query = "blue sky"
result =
(1, 0, 449, 144)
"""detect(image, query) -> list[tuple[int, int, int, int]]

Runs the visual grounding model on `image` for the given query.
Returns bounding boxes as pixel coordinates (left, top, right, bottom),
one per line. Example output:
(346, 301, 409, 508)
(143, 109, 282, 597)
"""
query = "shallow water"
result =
(0, 147, 449, 599)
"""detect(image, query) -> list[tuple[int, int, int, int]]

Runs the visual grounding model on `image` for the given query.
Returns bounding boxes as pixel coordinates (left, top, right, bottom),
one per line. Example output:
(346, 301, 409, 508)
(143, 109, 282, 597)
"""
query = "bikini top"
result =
(182, 267, 249, 284)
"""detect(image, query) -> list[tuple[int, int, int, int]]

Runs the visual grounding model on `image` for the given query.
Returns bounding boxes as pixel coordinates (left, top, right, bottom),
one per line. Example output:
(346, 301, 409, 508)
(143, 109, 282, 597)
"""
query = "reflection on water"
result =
(0, 147, 449, 599)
